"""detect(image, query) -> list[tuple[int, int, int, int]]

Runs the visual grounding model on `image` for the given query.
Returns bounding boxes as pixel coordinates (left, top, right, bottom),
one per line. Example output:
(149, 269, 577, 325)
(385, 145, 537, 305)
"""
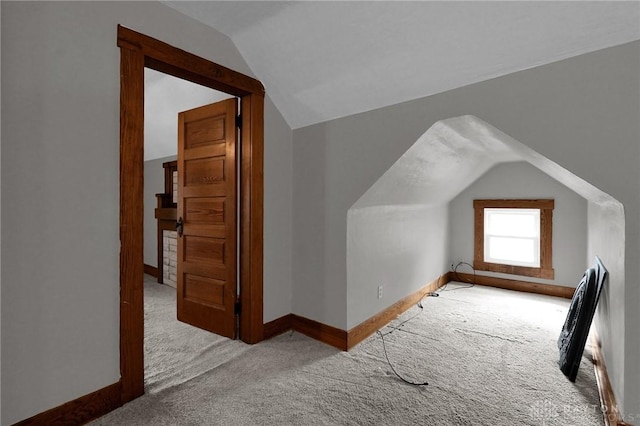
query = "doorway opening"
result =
(143, 69, 248, 391)
(118, 26, 265, 404)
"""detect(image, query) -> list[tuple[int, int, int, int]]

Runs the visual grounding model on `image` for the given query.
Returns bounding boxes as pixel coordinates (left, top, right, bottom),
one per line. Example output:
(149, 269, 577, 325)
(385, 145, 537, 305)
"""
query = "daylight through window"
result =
(474, 200, 554, 279)
(484, 208, 540, 267)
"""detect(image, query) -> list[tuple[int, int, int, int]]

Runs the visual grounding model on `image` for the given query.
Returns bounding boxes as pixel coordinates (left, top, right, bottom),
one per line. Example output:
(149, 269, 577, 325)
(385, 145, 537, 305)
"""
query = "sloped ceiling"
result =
(164, 1, 639, 129)
(350, 115, 618, 211)
(351, 116, 522, 209)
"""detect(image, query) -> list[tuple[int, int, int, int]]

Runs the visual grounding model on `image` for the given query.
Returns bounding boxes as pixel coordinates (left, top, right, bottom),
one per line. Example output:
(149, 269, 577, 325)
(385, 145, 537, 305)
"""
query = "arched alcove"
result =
(346, 116, 625, 388)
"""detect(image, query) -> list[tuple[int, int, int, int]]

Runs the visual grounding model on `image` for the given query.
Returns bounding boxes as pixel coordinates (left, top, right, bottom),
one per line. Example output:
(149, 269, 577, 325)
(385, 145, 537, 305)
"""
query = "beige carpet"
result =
(91, 281, 603, 425)
(141, 274, 250, 393)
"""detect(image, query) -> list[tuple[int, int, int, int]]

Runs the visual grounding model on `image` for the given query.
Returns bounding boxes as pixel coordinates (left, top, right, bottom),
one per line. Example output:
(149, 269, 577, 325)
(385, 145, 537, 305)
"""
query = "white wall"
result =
(344, 115, 521, 330)
(450, 161, 588, 287)
(0, 2, 292, 424)
(263, 96, 293, 323)
(292, 41, 639, 416)
(144, 69, 232, 161)
(144, 156, 176, 268)
(588, 199, 626, 417)
(1, 0, 637, 422)
(347, 205, 449, 329)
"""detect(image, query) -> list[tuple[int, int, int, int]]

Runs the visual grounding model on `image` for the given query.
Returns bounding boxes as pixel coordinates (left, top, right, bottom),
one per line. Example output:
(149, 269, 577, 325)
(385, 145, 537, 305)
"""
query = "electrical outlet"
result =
(378, 285, 383, 299)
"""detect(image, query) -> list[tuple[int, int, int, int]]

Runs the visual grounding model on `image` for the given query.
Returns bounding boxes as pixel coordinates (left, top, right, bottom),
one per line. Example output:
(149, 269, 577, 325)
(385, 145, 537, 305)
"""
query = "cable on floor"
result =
(376, 330, 429, 386)
(438, 261, 476, 292)
(375, 264, 476, 386)
(378, 299, 426, 337)
(376, 297, 429, 386)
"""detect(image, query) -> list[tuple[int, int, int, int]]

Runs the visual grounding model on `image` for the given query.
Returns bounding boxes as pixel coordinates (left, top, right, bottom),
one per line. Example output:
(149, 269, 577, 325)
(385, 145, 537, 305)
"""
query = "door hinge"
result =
(234, 301, 241, 315)
(235, 114, 242, 128)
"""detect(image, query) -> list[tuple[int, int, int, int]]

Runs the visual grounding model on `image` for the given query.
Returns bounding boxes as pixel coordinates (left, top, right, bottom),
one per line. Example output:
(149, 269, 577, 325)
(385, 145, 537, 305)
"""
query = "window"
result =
(474, 199, 554, 279)
(484, 208, 540, 267)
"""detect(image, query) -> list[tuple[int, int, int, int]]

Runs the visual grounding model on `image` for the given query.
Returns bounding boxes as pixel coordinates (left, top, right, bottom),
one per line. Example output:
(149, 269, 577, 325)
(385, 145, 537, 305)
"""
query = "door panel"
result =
(184, 275, 226, 308)
(184, 116, 226, 148)
(184, 158, 225, 186)
(177, 98, 238, 338)
(184, 198, 225, 224)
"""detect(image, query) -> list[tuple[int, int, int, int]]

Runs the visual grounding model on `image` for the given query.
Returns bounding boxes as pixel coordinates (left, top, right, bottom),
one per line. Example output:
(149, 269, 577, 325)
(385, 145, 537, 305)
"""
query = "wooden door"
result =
(177, 98, 238, 338)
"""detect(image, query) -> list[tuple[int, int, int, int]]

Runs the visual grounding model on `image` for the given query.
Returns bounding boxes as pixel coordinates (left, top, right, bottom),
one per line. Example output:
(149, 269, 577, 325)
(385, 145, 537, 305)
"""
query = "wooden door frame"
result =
(118, 25, 264, 404)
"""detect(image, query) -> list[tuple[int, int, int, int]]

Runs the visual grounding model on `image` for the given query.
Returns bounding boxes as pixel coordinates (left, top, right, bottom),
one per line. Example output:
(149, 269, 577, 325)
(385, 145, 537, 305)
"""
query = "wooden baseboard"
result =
(590, 333, 633, 426)
(263, 314, 293, 339)
(263, 273, 451, 352)
(14, 381, 122, 425)
(291, 314, 348, 351)
(143, 263, 158, 278)
(265, 272, 571, 352)
(454, 272, 575, 299)
(346, 273, 450, 349)
(263, 313, 347, 350)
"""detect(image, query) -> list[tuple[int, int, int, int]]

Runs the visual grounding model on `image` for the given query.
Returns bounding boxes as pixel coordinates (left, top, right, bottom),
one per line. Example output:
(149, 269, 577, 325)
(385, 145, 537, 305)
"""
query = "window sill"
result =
(474, 261, 555, 280)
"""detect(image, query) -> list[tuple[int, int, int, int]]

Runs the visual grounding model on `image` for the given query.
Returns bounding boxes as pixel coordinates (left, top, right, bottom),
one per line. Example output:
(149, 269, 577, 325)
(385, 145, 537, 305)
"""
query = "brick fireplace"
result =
(162, 230, 177, 288)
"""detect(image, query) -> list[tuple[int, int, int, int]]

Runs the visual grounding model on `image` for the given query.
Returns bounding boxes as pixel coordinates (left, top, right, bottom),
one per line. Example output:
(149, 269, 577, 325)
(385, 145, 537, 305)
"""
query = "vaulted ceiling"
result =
(164, 1, 639, 129)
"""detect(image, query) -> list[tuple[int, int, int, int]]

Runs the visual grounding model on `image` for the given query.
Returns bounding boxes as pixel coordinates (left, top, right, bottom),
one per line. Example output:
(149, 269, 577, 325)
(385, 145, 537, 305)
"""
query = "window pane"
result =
(485, 209, 539, 237)
(475, 201, 553, 277)
(486, 236, 539, 266)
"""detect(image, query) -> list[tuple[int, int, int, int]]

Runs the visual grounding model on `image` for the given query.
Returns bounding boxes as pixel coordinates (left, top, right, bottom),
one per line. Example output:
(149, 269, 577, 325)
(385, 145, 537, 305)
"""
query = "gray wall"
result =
(450, 161, 588, 287)
(347, 205, 449, 329)
(588, 199, 626, 417)
(263, 95, 293, 324)
(0, 2, 292, 424)
(292, 41, 639, 416)
(344, 115, 524, 330)
(144, 70, 232, 161)
(1, 0, 638, 423)
(144, 156, 176, 268)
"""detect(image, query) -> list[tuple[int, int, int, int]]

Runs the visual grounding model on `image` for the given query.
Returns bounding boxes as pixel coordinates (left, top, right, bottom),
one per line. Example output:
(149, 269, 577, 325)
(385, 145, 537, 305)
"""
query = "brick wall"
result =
(172, 171, 178, 204)
(163, 230, 177, 288)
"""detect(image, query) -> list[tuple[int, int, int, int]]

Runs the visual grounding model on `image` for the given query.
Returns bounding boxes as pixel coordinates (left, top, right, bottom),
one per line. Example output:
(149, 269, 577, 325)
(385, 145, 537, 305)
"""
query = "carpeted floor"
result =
(91, 280, 603, 425)
(141, 274, 250, 393)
